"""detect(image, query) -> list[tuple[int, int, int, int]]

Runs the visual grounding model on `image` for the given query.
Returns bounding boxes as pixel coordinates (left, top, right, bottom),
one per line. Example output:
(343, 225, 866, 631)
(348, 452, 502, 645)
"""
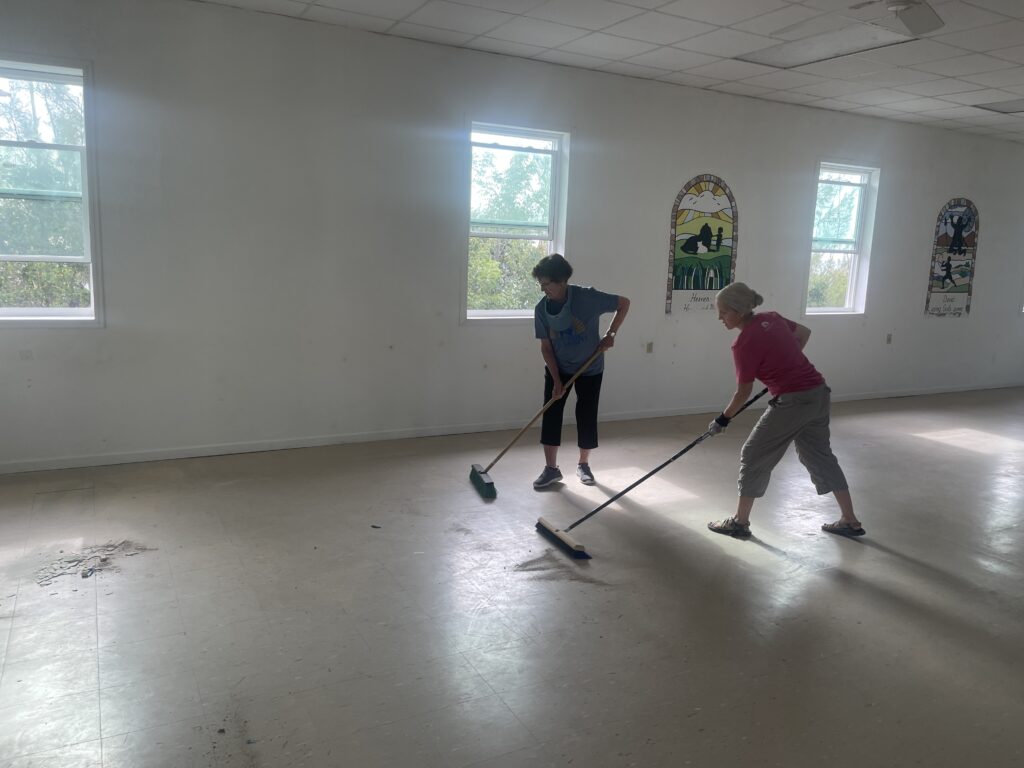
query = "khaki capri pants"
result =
(738, 384, 848, 498)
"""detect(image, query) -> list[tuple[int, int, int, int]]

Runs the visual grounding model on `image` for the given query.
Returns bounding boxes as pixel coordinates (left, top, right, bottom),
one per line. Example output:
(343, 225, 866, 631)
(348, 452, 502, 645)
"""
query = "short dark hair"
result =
(531, 253, 573, 282)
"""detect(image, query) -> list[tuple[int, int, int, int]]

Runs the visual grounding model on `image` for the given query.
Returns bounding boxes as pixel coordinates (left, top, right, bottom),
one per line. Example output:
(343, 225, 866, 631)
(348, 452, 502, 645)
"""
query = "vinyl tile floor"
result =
(0, 388, 1022, 767)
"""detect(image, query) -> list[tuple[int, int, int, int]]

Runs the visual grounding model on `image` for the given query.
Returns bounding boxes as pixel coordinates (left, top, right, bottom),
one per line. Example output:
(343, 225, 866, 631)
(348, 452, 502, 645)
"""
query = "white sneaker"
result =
(576, 463, 595, 485)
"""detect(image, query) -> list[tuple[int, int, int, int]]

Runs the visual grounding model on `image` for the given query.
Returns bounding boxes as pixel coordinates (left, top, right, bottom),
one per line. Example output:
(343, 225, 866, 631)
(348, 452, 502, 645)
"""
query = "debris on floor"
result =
(35, 539, 156, 586)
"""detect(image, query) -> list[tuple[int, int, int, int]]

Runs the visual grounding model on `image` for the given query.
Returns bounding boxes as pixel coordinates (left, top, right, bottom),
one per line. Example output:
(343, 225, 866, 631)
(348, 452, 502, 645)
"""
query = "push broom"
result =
(537, 387, 770, 558)
(470, 347, 605, 499)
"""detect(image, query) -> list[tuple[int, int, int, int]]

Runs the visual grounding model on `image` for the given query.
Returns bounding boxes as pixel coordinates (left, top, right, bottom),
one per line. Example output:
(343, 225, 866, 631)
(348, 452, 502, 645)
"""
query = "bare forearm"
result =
(598, 297, 630, 352)
(607, 297, 630, 336)
(723, 381, 754, 418)
(541, 347, 561, 379)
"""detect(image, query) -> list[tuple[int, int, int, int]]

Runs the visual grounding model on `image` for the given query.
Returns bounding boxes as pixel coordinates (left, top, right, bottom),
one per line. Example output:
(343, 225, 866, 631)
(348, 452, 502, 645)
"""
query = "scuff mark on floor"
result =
(34, 539, 156, 586)
(514, 551, 608, 585)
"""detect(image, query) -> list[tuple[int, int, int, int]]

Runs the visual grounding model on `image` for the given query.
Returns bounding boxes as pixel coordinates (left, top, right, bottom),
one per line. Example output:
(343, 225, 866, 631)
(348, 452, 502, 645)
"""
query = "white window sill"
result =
(804, 308, 863, 316)
(464, 310, 533, 324)
(0, 315, 101, 328)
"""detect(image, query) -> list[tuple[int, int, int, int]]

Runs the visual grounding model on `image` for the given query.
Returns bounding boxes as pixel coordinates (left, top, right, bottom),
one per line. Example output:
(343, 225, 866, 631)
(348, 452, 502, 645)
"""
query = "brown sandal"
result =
(708, 517, 751, 538)
(822, 520, 865, 537)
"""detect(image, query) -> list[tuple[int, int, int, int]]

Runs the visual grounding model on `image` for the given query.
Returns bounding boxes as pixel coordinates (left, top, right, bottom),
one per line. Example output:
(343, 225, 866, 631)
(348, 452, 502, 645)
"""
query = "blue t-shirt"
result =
(534, 285, 620, 375)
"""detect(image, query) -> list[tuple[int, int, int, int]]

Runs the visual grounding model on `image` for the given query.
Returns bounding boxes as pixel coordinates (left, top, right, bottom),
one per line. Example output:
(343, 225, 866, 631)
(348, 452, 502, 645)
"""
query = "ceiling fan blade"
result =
(896, 2, 944, 35)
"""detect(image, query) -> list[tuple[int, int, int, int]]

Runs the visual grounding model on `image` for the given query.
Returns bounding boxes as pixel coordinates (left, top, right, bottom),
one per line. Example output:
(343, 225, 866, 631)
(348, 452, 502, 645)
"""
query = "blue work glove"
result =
(707, 413, 731, 436)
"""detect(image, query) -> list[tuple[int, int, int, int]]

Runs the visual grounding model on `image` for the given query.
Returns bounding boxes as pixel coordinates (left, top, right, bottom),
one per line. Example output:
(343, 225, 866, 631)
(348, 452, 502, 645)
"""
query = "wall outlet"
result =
(18, 349, 33, 360)
(886, 333, 892, 345)
(645, 341, 654, 353)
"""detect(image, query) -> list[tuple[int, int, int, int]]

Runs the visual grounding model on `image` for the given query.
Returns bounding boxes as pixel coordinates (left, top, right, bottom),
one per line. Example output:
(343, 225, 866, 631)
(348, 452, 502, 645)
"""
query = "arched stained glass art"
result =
(925, 198, 979, 318)
(667, 174, 737, 314)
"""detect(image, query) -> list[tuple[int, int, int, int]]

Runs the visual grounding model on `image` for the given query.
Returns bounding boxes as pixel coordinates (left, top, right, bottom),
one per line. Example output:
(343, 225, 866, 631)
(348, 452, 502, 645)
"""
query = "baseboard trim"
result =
(3, 381, 1021, 475)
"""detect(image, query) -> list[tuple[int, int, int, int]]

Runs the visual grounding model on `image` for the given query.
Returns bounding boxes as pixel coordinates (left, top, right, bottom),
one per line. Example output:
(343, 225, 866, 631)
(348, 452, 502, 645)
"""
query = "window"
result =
(467, 123, 568, 319)
(805, 162, 879, 314)
(0, 58, 99, 324)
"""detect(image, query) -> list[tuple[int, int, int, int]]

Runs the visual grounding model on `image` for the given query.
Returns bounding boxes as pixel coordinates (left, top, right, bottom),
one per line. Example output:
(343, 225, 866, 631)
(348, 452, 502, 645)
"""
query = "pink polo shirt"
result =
(732, 312, 825, 397)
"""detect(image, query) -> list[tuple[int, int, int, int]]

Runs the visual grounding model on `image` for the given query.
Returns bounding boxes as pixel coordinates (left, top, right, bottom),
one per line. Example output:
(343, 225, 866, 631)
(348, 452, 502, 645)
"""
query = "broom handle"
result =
(565, 387, 770, 532)
(483, 347, 606, 474)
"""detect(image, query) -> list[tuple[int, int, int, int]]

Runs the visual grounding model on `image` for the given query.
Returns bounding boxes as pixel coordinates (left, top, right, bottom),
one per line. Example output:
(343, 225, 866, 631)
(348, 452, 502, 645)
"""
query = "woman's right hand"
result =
(551, 379, 565, 401)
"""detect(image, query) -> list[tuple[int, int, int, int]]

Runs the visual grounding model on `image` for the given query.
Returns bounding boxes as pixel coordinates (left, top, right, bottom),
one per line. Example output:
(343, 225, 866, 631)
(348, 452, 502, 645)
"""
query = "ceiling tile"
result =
(676, 28, 778, 57)
(536, 49, 609, 68)
(990, 44, 1024, 64)
(526, 0, 641, 31)
(894, 77, 984, 96)
(759, 90, 821, 104)
(389, 22, 474, 44)
(849, 105, 903, 117)
(598, 61, 671, 78)
(932, 20, 1024, 52)
(739, 70, 826, 90)
(225, 0, 306, 15)
(559, 32, 659, 59)
(455, 0, 547, 12)
(845, 67, 944, 86)
(911, 52, 1018, 76)
(940, 87, 1022, 105)
(658, 0, 790, 27)
(842, 88, 913, 105)
(800, 0, 863, 9)
(924, 2, 1012, 35)
(312, 0, 423, 20)
(486, 16, 589, 46)
(626, 47, 720, 71)
(890, 96, 966, 111)
(741, 24, 909, 69)
(810, 97, 860, 111)
(302, 5, 395, 30)
(770, 13, 861, 42)
(792, 56, 893, 80)
(602, 12, 717, 46)
(611, 0, 668, 8)
(855, 39, 967, 66)
(657, 72, 724, 88)
(466, 37, 546, 57)
(731, 5, 827, 37)
(961, 111, 1024, 124)
(405, 1, 512, 34)
(710, 81, 775, 97)
(887, 111, 934, 121)
(793, 79, 879, 96)
(682, 59, 779, 81)
(920, 105, 999, 119)
(954, 0, 1024, 18)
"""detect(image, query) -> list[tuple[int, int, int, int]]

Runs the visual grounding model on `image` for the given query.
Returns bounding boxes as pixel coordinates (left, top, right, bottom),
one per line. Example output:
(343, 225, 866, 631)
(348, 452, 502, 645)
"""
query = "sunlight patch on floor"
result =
(911, 428, 1024, 456)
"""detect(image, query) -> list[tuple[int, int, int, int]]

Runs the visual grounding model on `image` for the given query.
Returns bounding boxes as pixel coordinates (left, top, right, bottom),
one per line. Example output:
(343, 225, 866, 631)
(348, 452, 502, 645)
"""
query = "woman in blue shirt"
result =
(531, 254, 630, 489)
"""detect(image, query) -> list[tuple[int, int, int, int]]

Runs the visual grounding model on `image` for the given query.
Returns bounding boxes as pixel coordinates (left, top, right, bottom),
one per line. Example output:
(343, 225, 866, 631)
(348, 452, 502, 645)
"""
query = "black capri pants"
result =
(540, 369, 603, 449)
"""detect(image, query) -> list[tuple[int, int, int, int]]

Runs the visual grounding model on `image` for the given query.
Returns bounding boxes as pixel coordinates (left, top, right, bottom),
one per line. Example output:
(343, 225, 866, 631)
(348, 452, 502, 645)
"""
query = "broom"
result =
(470, 347, 605, 499)
(537, 387, 770, 558)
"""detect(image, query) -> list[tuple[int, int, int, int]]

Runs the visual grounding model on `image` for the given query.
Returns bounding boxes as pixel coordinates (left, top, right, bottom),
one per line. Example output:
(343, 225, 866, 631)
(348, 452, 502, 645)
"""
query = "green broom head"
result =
(470, 464, 497, 499)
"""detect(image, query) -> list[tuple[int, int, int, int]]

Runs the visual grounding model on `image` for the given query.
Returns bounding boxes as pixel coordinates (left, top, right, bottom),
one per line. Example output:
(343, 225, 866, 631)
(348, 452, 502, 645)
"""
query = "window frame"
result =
(0, 54, 103, 328)
(803, 160, 879, 316)
(463, 121, 569, 323)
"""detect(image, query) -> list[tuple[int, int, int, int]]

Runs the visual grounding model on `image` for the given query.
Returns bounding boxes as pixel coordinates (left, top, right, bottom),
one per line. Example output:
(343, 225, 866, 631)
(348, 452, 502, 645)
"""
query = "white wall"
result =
(2, 0, 1023, 473)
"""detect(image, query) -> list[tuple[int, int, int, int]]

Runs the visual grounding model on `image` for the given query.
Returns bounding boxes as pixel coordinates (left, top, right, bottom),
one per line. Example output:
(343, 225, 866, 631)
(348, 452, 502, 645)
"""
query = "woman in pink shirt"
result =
(706, 282, 864, 539)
